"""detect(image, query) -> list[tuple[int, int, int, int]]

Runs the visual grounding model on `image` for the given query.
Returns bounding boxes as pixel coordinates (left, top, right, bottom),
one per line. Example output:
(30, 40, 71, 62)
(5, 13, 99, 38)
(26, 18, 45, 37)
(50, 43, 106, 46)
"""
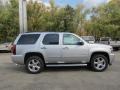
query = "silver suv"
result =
(11, 32, 115, 74)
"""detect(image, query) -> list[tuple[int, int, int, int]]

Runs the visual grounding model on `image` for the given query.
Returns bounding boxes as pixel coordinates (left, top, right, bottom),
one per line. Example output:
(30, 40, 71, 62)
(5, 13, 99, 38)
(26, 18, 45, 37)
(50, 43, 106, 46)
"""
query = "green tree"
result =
(85, 0, 120, 39)
(0, 0, 19, 42)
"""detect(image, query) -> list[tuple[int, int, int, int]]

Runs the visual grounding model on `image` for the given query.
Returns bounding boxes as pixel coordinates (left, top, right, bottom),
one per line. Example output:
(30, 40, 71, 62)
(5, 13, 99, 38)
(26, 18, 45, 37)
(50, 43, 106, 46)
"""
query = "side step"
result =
(46, 63, 87, 67)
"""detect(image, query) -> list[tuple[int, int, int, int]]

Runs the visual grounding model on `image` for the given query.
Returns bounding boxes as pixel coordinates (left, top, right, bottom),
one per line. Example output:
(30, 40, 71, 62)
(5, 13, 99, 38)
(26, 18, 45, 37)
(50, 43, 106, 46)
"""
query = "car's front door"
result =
(62, 34, 89, 63)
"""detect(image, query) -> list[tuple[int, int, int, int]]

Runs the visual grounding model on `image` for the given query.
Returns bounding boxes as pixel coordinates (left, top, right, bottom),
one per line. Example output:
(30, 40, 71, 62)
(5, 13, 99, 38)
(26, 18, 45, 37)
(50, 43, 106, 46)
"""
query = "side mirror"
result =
(77, 42, 84, 45)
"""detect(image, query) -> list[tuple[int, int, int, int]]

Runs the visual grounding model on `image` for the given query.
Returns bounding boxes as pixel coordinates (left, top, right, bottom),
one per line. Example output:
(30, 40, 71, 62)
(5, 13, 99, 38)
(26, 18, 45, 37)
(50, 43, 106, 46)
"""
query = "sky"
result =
(0, 0, 111, 8)
(43, 0, 110, 8)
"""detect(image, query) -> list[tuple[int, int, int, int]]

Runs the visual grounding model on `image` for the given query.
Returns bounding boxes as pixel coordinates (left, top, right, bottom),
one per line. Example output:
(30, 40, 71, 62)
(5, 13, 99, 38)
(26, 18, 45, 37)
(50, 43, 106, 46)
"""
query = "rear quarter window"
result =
(17, 34, 40, 45)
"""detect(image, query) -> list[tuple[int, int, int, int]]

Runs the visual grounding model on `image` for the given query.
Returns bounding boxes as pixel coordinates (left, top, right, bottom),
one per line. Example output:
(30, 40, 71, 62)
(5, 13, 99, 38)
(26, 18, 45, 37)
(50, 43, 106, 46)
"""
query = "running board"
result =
(46, 63, 87, 67)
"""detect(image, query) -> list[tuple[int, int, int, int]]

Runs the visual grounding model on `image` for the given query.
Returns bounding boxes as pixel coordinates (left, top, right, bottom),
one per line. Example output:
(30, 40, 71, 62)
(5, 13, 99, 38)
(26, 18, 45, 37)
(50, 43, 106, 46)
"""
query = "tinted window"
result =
(43, 34, 59, 45)
(17, 34, 40, 45)
(63, 34, 80, 45)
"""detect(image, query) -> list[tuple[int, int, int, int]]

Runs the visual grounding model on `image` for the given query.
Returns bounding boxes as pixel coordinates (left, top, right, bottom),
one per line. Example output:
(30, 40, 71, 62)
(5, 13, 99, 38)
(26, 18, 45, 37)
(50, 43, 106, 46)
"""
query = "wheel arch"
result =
(24, 52, 45, 65)
(90, 51, 110, 65)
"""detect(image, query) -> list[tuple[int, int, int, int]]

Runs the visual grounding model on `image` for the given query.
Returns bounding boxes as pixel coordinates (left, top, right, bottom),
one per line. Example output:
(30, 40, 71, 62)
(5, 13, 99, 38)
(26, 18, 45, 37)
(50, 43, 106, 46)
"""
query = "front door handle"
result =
(41, 47, 47, 49)
(63, 47, 69, 50)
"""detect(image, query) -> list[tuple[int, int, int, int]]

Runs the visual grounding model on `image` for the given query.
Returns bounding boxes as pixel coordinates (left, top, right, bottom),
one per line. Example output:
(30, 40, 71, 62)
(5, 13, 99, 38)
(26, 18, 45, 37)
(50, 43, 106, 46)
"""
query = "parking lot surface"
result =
(0, 51, 120, 90)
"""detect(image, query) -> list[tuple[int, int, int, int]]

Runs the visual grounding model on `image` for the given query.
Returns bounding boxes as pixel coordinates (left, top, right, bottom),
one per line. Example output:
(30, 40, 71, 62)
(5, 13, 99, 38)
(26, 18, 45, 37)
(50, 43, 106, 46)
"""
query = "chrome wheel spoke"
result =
(97, 64, 102, 69)
(32, 60, 36, 64)
(100, 60, 105, 64)
(35, 61, 39, 65)
(28, 63, 33, 67)
(94, 57, 106, 70)
(35, 66, 40, 70)
(28, 60, 40, 72)
(32, 66, 36, 71)
(96, 64, 100, 69)
(94, 61, 98, 64)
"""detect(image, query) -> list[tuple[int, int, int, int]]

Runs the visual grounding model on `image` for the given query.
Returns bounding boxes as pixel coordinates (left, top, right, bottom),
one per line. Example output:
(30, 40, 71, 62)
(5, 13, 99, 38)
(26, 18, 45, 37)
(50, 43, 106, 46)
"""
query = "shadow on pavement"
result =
(0, 50, 11, 53)
(45, 66, 91, 72)
(9, 65, 91, 74)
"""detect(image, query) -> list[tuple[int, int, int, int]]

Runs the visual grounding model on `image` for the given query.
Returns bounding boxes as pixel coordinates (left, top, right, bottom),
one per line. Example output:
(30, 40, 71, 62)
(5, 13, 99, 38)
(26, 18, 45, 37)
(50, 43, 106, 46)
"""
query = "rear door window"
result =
(17, 34, 40, 45)
(42, 34, 59, 45)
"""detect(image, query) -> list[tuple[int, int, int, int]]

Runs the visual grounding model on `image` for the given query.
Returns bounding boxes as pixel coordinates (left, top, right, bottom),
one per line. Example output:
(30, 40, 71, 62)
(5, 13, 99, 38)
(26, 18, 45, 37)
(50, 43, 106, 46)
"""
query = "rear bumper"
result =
(109, 53, 115, 65)
(11, 55, 24, 65)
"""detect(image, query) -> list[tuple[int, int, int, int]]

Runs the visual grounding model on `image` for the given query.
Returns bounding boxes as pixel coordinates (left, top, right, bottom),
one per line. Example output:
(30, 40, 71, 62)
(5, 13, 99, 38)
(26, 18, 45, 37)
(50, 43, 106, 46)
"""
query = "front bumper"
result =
(11, 55, 24, 65)
(109, 53, 115, 65)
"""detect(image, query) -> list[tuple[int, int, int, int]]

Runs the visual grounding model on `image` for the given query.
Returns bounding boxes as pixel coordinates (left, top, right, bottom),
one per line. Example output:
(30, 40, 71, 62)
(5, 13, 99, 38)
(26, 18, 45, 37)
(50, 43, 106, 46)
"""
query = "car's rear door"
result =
(41, 33, 62, 63)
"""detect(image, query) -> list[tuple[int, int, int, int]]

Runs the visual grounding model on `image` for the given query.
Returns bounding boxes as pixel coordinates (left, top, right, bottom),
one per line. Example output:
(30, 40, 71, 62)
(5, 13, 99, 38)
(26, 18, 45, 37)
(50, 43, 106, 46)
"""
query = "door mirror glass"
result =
(77, 42, 84, 45)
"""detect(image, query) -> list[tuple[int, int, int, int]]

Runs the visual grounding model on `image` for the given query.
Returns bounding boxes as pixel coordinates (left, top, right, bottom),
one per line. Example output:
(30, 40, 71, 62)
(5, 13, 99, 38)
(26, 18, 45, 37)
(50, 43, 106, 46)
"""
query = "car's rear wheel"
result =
(90, 54, 108, 72)
(25, 56, 44, 74)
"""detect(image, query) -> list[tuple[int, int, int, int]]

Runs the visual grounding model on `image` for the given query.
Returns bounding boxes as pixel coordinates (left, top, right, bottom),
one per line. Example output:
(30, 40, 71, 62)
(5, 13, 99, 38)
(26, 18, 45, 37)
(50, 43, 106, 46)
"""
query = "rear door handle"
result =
(41, 47, 47, 49)
(63, 47, 69, 50)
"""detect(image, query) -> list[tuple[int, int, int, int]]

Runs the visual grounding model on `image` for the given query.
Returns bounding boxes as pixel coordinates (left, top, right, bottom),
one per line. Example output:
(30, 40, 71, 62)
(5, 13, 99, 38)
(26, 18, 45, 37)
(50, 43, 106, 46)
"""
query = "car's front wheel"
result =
(90, 54, 108, 72)
(25, 56, 44, 74)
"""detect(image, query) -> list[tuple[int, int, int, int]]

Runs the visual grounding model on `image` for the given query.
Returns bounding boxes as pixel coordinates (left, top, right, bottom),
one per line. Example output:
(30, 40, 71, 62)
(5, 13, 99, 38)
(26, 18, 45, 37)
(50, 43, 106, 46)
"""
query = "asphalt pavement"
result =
(0, 51, 120, 90)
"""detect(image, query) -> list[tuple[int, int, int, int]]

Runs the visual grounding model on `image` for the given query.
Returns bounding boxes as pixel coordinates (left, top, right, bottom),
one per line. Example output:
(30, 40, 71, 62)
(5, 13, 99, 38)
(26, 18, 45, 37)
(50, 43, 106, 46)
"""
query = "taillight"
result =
(11, 45, 16, 55)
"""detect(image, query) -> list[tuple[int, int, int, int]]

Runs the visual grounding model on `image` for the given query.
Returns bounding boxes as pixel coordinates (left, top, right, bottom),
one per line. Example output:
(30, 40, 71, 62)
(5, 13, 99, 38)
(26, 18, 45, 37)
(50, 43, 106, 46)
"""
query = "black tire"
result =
(25, 56, 44, 74)
(90, 54, 108, 72)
